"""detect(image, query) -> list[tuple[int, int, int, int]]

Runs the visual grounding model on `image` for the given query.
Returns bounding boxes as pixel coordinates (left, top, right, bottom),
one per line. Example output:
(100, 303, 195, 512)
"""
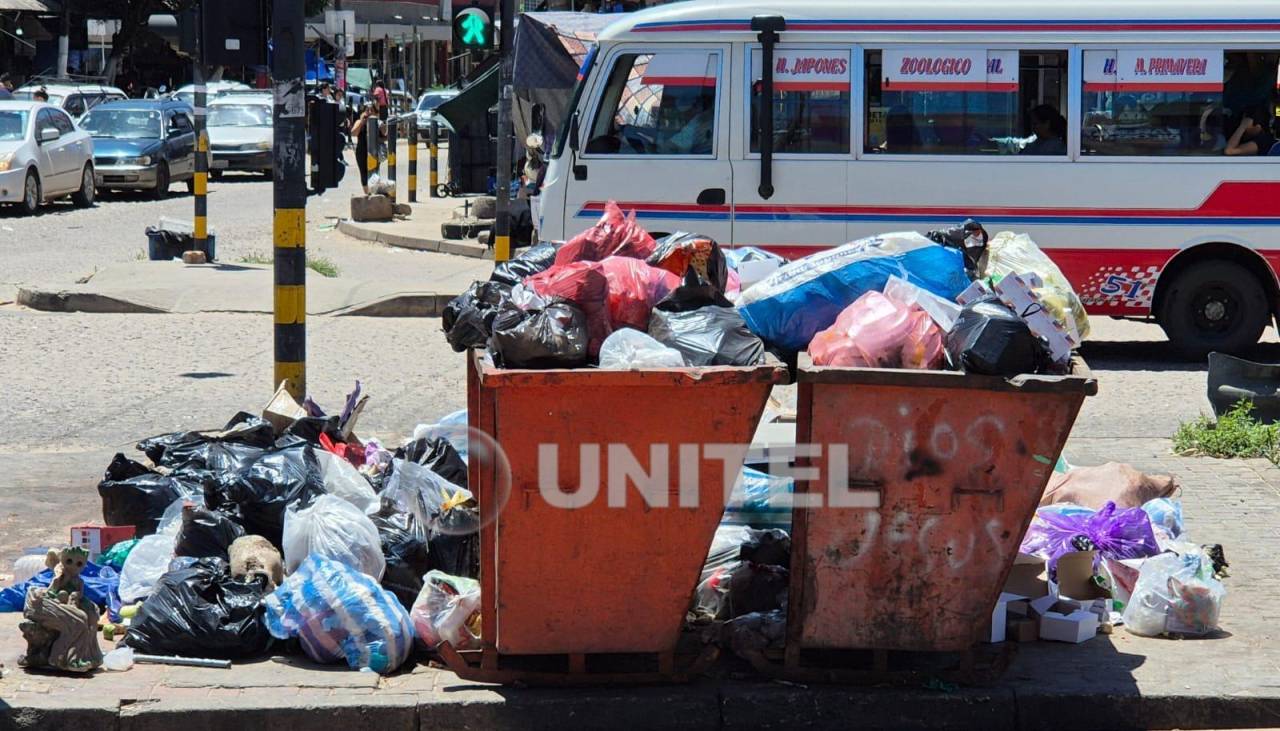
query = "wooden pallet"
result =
(438, 641, 720, 686)
(737, 643, 1016, 686)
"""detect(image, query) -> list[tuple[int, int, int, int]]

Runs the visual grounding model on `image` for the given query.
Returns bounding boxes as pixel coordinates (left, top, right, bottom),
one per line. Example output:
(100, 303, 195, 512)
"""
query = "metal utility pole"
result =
(272, 0, 307, 399)
(57, 1, 70, 77)
(493, 0, 515, 262)
(334, 0, 346, 91)
(193, 0, 209, 256)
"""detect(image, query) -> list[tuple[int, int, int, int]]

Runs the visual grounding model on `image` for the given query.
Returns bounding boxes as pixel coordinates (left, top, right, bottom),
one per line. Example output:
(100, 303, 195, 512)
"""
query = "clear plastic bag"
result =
(598, 328, 686, 369)
(983, 231, 1091, 340)
(1123, 549, 1225, 637)
(315, 450, 378, 514)
(410, 570, 482, 650)
(808, 291, 944, 369)
(263, 555, 413, 673)
(282, 494, 385, 580)
(118, 532, 177, 604)
(883, 275, 962, 333)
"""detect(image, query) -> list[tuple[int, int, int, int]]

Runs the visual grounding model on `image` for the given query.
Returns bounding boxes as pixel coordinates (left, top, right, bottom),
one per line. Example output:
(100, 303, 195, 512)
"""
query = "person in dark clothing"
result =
(1021, 104, 1068, 155)
(350, 104, 374, 193)
(1225, 106, 1278, 156)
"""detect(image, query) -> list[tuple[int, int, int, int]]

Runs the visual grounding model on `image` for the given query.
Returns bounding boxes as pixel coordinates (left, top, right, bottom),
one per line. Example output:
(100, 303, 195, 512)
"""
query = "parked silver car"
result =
(0, 100, 96, 214)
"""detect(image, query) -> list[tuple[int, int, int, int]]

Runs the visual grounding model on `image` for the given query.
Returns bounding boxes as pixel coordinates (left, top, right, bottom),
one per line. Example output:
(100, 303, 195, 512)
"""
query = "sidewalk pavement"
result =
(337, 196, 491, 259)
(2, 438, 1277, 730)
(15, 257, 491, 317)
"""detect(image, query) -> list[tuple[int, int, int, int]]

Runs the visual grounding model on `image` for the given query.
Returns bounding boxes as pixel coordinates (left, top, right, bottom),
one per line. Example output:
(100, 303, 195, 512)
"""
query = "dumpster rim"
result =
(470, 348, 791, 387)
(796, 353, 1098, 395)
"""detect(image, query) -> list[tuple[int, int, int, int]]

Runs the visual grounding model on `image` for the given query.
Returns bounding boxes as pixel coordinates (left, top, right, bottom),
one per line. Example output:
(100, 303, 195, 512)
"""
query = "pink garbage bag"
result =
(808, 291, 946, 369)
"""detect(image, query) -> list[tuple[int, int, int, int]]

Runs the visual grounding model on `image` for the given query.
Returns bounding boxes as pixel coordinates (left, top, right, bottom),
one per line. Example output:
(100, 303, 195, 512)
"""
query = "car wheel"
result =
(210, 169, 223, 181)
(71, 164, 95, 207)
(185, 177, 195, 195)
(19, 170, 40, 215)
(1158, 260, 1270, 359)
(151, 162, 170, 200)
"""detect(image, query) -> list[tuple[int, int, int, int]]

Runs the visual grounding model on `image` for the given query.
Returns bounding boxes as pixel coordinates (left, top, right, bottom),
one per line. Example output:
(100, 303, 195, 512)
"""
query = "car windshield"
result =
(0, 110, 28, 141)
(417, 94, 454, 111)
(208, 104, 271, 127)
(81, 109, 161, 139)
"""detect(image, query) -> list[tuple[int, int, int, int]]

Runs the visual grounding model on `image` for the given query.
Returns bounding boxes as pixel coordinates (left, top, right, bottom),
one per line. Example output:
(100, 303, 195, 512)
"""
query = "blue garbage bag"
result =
(0, 561, 122, 616)
(263, 555, 413, 674)
(736, 232, 969, 351)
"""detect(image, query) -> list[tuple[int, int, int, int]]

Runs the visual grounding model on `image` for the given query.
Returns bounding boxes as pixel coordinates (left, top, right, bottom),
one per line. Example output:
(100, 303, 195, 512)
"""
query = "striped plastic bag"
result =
(263, 555, 414, 674)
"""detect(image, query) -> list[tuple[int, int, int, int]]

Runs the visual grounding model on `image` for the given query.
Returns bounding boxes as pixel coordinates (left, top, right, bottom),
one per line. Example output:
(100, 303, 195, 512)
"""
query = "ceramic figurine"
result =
(18, 547, 103, 673)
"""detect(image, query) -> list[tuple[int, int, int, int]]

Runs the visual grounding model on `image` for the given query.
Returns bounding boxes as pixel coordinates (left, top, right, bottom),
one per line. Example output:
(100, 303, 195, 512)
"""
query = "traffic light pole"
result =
(193, 0, 208, 256)
(493, 0, 515, 263)
(272, 0, 307, 399)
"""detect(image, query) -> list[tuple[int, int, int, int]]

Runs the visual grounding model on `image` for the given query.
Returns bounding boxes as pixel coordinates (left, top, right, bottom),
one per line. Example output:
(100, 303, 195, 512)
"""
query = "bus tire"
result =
(1157, 260, 1269, 359)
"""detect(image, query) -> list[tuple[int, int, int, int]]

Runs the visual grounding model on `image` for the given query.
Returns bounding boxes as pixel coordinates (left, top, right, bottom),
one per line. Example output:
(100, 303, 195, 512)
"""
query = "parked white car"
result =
(13, 82, 127, 119)
(415, 90, 458, 132)
(171, 80, 253, 108)
(206, 93, 273, 178)
(0, 100, 96, 214)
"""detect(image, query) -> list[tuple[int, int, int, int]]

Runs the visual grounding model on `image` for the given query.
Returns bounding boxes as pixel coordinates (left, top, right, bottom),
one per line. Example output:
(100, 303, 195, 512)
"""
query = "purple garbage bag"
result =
(1020, 501, 1161, 576)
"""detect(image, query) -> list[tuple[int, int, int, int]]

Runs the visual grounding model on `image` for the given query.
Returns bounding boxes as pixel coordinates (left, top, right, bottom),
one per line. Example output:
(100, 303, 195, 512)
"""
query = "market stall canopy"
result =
(436, 62, 498, 132)
(512, 12, 614, 92)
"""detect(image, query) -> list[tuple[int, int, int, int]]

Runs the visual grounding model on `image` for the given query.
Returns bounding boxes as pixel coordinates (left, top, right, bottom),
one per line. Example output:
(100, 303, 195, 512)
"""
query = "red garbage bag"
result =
(525, 262, 613, 357)
(597, 257, 681, 330)
(555, 201, 657, 266)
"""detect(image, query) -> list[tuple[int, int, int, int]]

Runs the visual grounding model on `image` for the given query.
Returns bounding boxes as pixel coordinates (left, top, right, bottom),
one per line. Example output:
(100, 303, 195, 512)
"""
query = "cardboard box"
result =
(1028, 594, 1059, 618)
(1008, 618, 1040, 642)
(1039, 610, 1099, 644)
(69, 524, 136, 561)
(1056, 550, 1111, 600)
(1004, 553, 1049, 599)
(985, 592, 1025, 643)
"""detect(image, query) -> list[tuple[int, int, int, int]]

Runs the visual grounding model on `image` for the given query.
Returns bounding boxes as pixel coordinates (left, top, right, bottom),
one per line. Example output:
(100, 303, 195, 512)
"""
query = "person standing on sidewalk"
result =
(351, 104, 374, 194)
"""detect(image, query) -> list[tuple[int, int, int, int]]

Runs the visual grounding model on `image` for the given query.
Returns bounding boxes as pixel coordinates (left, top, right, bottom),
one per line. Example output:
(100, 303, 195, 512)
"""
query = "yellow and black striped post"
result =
(366, 117, 379, 182)
(428, 119, 438, 197)
(407, 117, 418, 202)
(193, 63, 208, 253)
(272, 0, 306, 398)
(386, 117, 397, 199)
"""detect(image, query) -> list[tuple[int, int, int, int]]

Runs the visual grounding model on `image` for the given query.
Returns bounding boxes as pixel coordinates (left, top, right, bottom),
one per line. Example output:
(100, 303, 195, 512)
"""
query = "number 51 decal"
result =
(1098, 273, 1144, 299)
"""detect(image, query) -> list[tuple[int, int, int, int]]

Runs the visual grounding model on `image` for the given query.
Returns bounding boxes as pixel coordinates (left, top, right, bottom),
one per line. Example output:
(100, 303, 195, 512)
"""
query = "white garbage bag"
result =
(282, 494, 385, 580)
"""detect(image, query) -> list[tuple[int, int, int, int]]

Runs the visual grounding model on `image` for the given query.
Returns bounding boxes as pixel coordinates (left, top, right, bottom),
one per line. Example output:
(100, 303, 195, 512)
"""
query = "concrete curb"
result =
(15, 287, 458, 317)
(338, 219, 491, 259)
(4, 682, 1280, 730)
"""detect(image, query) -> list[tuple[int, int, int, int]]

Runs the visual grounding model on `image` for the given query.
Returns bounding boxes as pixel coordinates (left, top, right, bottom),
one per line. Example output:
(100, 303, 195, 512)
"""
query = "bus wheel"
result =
(1158, 260, 1269, 359)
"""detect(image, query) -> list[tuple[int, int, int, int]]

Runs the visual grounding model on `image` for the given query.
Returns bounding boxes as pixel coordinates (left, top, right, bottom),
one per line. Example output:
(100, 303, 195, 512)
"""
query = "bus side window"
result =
(863, 49, 1068, 156)
(585, 51, 718, 156)
(750, 48, 851, 155)
(1082, 50, 1278, 157)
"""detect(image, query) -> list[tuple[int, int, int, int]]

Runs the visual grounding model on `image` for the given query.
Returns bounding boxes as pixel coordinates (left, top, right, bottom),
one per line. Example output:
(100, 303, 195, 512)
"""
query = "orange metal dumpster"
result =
(443, 349, 788, 683)
(785, 355, 1097, 664)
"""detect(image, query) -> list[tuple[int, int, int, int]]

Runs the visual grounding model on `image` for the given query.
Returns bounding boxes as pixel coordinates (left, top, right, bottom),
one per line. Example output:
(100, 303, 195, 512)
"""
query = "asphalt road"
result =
(1, 163, 1276, 565)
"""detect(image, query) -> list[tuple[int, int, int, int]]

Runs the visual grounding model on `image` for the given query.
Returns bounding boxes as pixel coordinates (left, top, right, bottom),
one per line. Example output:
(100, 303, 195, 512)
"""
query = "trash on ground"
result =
(1041, 462, 1179, 510)
(410, 570, 481, 651)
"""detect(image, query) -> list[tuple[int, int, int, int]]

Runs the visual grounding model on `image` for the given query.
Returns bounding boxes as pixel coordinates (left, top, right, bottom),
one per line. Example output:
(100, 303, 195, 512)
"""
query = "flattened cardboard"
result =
(1004, 553, 1049, 598)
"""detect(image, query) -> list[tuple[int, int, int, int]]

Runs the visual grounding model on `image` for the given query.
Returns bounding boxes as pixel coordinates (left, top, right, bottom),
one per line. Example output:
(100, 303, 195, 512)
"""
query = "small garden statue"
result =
(18, 547, 103, 673)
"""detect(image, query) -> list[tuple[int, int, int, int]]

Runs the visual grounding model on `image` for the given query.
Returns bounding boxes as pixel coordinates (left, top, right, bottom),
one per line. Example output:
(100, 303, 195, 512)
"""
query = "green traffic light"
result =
(460, 13, 488, 45)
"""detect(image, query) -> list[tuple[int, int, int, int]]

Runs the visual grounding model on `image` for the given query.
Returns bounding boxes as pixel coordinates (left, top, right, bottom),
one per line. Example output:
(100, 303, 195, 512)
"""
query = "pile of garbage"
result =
(444, 202, 1088, 376)
(682, 457, 1227, 655)
(1, 384, 481, 676)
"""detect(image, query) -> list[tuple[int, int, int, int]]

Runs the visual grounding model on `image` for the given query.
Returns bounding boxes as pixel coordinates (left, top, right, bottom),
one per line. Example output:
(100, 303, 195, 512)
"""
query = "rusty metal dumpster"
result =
(441, 349, 788, 684)
(783, 354, 1096, 672)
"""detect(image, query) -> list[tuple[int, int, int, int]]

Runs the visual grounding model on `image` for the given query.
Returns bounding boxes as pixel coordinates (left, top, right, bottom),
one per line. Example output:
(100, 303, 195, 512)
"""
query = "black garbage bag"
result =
(945, 296, 1044, 376)
(429, 502, 480, 579)
(489, 241, 560, 287)
(205, 443, 324, 549)
(137, 412, 277, 470)
(396, 435, 468, 488)
(98, 453, 205, 536)
(737, 528, 791, 568)
(371, 508, 432, 609)
(927, 218, 990, 279)
(649, 233, 732, 312)
(694, 561, 789, 621)
(282, 415, 344, 444)
(442, 281, 514, 352)
(175, 505, 246, 561)
(124, 557, 273, 659)
(655, 265, 734, 312)
(489, 301, 589, 369)
(718, 610, 787, 654)
(648, 306, 765, 367)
